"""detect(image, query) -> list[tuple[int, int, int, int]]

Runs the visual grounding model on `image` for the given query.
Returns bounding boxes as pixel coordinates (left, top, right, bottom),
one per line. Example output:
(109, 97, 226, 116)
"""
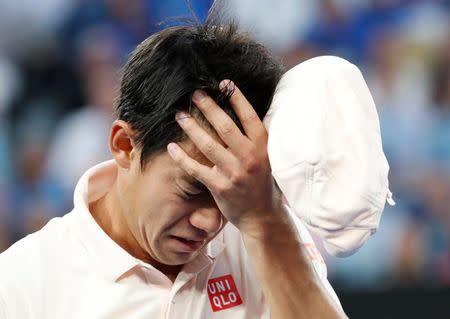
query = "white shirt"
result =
(0, 160, 341, 319)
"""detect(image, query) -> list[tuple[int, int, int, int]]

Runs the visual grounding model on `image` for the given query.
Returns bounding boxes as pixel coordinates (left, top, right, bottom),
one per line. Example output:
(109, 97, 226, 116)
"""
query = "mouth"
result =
(170, 235, 206, 252)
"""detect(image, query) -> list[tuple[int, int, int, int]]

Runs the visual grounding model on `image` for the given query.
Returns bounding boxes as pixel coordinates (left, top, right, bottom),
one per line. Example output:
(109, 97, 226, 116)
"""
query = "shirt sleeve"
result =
(286, 205, 343, 310)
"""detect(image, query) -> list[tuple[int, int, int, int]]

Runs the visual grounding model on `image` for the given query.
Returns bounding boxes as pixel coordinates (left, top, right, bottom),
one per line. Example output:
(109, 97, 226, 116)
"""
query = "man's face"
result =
(117, 140, 225, 266)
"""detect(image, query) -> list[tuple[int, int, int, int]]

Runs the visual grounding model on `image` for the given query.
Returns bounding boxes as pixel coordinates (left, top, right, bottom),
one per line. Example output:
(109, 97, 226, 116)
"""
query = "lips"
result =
(170, 235, 206, 252)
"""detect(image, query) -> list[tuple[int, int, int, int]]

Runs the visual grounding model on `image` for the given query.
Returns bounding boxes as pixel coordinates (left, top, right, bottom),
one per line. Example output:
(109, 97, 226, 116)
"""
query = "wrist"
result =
(239, 204, 297, 243)
(240, 204, 316, 274)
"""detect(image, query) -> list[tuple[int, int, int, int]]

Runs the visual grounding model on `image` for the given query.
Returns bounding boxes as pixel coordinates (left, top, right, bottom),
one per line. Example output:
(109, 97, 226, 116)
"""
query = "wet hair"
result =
(116, 10, 284, 168)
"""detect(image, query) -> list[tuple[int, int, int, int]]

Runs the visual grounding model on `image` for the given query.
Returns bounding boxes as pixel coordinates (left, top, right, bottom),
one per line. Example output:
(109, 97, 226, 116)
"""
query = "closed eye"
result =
(190, 180, 208, 193)
(184, 188, 203, 197)
(183, 183, 211, 201)
(177, 176, 209, 200)
(176, 183, 203, 200)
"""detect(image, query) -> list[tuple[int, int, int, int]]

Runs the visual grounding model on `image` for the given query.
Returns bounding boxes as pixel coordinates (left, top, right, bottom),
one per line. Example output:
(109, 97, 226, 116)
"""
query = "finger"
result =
(220, 80, 267, 142)
(175, 111, 237, 170)
(192, 89, 251, 152)
(167, 142, 220, 190)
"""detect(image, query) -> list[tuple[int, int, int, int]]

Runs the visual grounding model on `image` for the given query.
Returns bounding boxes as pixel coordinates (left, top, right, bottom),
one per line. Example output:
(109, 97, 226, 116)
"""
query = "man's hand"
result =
(168, 81, 347, 319)
(167, 80, 286, 236)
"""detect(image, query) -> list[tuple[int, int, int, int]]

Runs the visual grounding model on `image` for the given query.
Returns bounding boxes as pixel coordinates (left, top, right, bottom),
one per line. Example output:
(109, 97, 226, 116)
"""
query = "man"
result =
(0, 21, 347, 319)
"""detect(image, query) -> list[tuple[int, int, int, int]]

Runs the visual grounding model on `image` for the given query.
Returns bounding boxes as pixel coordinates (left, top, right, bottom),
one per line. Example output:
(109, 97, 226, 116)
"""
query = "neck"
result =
(89, 183, 183, 282)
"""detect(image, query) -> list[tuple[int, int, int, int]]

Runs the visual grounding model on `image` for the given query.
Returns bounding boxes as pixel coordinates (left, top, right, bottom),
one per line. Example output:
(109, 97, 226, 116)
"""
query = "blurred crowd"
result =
(0, 0, 448, 292)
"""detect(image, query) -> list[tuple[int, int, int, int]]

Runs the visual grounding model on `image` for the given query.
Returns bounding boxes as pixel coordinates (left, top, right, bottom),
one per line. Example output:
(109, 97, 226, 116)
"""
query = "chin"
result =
(162, 251, 199, 266)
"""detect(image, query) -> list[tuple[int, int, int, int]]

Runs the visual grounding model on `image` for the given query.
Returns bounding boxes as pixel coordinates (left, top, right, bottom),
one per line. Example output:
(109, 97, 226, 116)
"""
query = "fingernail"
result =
(219, 79, 232, 91)
(167, 143, 179, 157)
(193, 90, 206, 102)
(175, 111, 190, 124)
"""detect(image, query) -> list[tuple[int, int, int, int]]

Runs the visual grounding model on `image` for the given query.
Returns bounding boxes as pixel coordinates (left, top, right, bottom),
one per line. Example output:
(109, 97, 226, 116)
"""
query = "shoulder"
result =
(1, 213, 71, 259)
(0, 213, 74, 293)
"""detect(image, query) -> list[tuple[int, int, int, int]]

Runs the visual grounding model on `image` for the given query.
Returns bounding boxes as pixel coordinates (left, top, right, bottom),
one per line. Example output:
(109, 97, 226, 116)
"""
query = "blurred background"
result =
(0, 0, 448, 317)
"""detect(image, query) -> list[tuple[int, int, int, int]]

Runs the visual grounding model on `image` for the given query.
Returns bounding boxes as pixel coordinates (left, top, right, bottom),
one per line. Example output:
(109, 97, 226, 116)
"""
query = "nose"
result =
(188, 207, 222, 235)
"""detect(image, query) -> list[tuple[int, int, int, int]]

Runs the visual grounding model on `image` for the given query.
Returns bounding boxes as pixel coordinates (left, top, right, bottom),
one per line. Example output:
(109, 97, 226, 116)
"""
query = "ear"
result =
(109, 120, 138, 169)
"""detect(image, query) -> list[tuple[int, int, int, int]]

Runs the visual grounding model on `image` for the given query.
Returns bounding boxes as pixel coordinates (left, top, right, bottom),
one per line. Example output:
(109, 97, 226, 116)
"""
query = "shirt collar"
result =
(72, 160, 139, 281)
(71, 160, 225, 282)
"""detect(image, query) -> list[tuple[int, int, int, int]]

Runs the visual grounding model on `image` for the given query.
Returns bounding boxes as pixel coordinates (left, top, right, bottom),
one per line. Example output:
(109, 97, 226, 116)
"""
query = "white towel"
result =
(264, 56, 395, 257)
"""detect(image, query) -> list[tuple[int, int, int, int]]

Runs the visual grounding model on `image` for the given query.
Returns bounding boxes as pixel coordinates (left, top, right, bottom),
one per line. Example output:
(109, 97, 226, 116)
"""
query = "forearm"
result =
(241, 207, 347, 319)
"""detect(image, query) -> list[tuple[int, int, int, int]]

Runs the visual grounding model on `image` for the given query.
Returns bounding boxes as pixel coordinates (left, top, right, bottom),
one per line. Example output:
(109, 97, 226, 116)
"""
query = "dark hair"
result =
(116, 18, 284, 168)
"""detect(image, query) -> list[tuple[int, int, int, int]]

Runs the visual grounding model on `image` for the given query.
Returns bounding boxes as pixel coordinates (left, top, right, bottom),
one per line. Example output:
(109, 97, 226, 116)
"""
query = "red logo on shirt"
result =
(207, 274, 243, 312)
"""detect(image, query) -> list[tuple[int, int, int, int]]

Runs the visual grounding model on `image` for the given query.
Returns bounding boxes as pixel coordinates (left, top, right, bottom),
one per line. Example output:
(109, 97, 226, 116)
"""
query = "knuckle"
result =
(242, 156, 260, 173)
(230, 172, 245, 186)
(187, 167, 199, 179)
(215, 182, 232, 197)
(218, 122, 234, 136)
(258, 129, 268, 141)
(184, 162, 199, 178)
(243, 111, 259, 123)
(202, 141, 215, 155)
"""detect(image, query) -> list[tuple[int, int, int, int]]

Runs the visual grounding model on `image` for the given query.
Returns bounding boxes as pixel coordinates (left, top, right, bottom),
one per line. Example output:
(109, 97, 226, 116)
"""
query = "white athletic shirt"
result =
(0, 160, 341, 319)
